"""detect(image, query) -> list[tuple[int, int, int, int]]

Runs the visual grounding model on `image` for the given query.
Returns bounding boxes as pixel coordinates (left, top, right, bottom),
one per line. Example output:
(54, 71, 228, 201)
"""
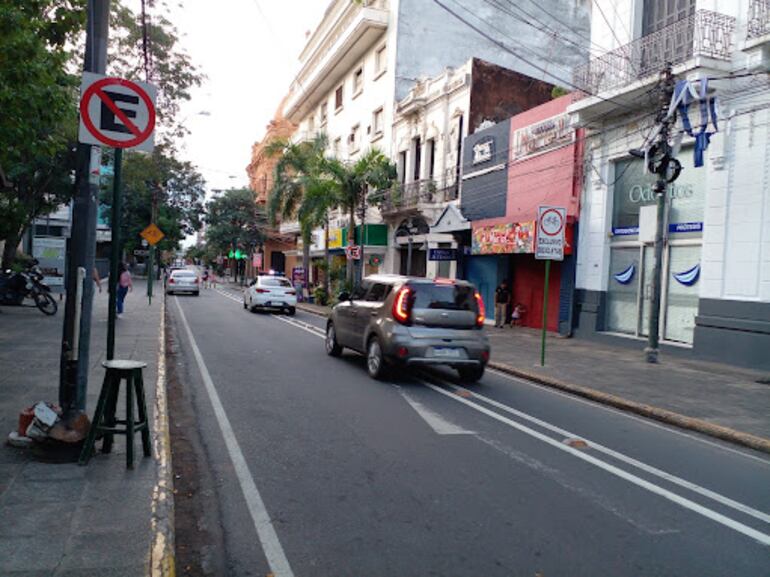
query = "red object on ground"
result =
(18, 407, 34, 436)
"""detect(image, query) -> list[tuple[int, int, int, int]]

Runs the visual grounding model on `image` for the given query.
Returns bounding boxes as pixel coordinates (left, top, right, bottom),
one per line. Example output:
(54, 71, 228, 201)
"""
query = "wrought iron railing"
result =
(747, 0, 770, 40)
(374, 170, 459, 214)
(572, 10, 735, 96)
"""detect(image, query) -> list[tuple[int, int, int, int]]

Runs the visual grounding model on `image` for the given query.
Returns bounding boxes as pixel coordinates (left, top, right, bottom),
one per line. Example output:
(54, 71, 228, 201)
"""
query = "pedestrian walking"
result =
(202, 267, 210, 289)
(494, 280, 510, 328)
(116, 262, 133, 318)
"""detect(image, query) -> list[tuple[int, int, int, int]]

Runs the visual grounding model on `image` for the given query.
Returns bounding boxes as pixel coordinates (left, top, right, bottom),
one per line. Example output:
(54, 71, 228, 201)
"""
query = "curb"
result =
(489, 361, 770, 456)
(296, 303, 329, 318)
(149, 294, 176, 577)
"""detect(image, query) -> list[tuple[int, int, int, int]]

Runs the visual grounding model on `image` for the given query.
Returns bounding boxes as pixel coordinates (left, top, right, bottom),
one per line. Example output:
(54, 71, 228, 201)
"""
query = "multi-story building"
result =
(383, 57, 555, 278)
(276, 0, 591, 283)
(569, 0, 770, 368)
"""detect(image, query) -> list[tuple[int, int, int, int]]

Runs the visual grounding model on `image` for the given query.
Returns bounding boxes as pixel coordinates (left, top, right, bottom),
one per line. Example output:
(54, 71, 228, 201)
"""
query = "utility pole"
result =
(59, 0, 110, 418)
(644, 64, 678, 364)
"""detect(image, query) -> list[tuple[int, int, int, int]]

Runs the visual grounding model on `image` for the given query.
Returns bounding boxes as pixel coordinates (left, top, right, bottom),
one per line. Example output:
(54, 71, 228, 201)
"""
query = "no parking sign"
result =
(78, 72, 157, 152)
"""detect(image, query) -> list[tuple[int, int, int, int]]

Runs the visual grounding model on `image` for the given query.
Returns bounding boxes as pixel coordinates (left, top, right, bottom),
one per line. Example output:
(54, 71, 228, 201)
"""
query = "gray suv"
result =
(325, 274, 490, 382)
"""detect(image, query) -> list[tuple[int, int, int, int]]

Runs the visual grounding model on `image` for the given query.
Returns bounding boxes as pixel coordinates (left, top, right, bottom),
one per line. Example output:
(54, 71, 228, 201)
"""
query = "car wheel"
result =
(457, 365, 485, 384)
(366, 336, 388, 380)
(194, 291, 200, 297)
(287, 306, 296, 316)
(325, 322, 342, 357)
(243, 299, 247, 309)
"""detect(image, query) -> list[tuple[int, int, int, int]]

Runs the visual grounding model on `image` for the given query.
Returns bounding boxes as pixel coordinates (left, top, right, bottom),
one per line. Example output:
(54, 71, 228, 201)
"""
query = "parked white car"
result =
(243, 275, 297, 315)
(166, 269, 199, 296)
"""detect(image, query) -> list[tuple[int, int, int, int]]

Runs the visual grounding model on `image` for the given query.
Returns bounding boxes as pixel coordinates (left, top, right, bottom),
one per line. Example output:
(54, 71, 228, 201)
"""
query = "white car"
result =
(243, 275, 297, 315)
(166, 269, 200, 296)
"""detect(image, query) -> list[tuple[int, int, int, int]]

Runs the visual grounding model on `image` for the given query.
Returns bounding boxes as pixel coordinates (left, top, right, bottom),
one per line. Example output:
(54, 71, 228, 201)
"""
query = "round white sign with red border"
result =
(78, 72, 157, 152)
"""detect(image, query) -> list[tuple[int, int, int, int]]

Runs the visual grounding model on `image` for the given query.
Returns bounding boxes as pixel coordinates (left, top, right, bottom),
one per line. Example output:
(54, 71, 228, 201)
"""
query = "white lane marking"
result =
(487, 367, 770, 466)
(395, 386, 475, 435)
(210, 289, 770, 531)
(272, 314, 326, 338)
(174, 297, 295, 577)
(417, 378, 770, 547)
(434, 378, 770, 525)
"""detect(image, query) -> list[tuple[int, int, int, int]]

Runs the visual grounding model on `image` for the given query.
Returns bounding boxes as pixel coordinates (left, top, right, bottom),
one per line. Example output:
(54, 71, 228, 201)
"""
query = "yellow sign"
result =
(328, 228, 343, 249)
(140, 223, 165, 246)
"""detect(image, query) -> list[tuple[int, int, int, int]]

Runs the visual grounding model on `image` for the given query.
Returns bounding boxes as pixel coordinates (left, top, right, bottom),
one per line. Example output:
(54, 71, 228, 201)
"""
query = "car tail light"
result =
(474, 291, 485, 327)
(481, 350, 490, 362)
(168, 278, 175, 284)
(397, 346, 409, 358)
(194, 278, 199, 284)
(254, 288, 269, 293)
(287, 290, 296, 296)
(392, 286, 412, 324)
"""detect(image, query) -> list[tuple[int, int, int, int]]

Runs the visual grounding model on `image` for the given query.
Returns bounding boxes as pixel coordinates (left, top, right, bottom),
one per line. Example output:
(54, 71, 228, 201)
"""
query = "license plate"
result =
(433, 347, 461, 358)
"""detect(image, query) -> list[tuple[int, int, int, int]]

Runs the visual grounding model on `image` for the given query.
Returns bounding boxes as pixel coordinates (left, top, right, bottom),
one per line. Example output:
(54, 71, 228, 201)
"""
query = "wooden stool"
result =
(79, 360, 152, 469)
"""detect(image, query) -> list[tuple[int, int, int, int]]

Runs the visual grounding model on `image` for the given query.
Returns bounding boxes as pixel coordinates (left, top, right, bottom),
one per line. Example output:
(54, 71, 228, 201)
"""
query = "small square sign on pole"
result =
(140, 223, 165, 246)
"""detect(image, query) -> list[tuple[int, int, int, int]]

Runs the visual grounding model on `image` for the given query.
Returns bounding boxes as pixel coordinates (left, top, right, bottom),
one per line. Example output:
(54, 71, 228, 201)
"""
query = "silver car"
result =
(325, 274, 490, 382)
(166, 269, 199, 296)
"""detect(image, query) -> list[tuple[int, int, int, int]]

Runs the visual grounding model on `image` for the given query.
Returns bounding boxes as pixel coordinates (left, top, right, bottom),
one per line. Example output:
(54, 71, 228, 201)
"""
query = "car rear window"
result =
(409, 283, 476, 311)
(260, 278, 292, 287)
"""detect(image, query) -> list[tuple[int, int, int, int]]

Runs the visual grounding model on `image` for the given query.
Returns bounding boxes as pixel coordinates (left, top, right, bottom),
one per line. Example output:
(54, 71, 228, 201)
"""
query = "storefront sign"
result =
(535, 206, 566, 261)
(612, 156, 704, 236)
(472, 139, 494, 164)
(471, 222, 535, 255)
(32, 237, 66, 288)
(428, 248, 458, 261)
(328, 228, 343, 249)
(512, 113, 573, 160)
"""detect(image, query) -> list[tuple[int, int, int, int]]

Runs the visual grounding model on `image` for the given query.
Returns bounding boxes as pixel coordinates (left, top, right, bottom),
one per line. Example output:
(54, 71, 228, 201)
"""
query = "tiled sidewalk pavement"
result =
(0, 280, 164, 577)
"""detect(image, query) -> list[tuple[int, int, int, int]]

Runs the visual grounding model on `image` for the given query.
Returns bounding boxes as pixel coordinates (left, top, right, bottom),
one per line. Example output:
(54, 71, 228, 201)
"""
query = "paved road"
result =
(167, 286, 770, 577)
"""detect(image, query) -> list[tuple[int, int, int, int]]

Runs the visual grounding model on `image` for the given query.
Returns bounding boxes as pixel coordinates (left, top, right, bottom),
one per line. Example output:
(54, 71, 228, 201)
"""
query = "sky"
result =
(155, 0, 327, 192)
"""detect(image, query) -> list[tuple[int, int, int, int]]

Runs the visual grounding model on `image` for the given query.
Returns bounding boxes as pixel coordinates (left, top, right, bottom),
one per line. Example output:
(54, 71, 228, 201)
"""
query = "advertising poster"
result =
(471, 222, 535, 255)
(32, 237, 66, 292)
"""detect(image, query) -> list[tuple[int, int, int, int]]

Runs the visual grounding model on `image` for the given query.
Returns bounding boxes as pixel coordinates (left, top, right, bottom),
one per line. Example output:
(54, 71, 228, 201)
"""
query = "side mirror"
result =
(338, 291, 350, 302)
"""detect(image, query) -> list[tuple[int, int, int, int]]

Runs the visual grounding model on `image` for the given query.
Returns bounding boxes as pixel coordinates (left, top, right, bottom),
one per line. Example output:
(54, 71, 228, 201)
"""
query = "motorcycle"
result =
(0, 262, 58, 315)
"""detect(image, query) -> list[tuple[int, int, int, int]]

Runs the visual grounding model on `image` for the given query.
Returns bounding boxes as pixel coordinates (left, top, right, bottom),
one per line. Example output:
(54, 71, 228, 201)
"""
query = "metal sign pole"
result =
(148, 245, 154, 305)
(107, 147, 123, 361)
(540, 259, 551, 367)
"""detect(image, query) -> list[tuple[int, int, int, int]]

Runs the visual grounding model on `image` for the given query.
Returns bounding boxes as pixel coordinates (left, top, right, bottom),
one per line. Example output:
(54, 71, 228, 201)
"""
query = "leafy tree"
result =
(325, 149, 396, 284)
(205, 188, 266, 279)
(266, 135, 339, 292)
(0, 0, 86, 267)
(109, 1, 203, 144)
(100, 146, 206, 255)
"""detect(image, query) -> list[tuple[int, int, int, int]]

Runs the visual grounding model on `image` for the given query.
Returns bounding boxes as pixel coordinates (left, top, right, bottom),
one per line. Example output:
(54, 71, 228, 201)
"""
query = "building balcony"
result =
(744, 0, 770, 71)
(375, 171, 459, 217)
(284, 0, 389, 123)
(570, 10, 735, 122)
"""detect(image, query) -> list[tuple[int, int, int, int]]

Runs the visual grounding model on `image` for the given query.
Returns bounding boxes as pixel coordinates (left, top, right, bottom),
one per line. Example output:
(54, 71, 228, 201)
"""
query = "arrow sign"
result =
(78, 72, 157, 152)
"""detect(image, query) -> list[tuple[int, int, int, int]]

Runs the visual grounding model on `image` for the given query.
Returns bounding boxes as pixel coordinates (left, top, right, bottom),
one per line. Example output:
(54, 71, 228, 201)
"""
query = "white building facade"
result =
(569, 0, 770, 369)
(278, 0, 591, 281)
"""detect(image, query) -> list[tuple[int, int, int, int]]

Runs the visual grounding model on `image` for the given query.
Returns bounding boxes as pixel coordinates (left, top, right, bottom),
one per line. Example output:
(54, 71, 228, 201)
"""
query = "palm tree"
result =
(325, 149, 396, 285)
(266, 134, 337, 295)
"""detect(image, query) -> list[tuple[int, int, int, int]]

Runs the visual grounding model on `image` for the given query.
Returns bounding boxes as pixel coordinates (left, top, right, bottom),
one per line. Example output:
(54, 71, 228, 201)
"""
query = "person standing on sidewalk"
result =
(116, 262, 133, 318)
(494, 280, 510, 328)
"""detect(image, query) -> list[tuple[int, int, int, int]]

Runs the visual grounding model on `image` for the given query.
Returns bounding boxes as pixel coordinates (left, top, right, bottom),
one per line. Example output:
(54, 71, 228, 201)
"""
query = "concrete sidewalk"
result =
(295, 301, 770, 453)
(0, 281, 171, 577)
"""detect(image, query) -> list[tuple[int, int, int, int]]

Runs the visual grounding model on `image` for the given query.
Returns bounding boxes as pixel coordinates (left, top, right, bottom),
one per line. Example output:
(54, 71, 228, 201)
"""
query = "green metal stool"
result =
(79, 360, 152, 469)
